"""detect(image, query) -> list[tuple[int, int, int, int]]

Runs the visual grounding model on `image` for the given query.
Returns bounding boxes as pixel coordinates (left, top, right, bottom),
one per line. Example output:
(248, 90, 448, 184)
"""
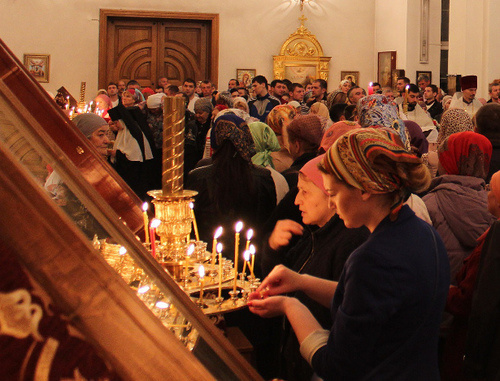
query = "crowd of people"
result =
(51, 72, 500, 380)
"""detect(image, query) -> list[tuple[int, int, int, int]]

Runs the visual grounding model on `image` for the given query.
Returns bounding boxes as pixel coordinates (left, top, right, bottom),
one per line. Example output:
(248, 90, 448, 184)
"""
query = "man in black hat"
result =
(449, 75, 483, 117)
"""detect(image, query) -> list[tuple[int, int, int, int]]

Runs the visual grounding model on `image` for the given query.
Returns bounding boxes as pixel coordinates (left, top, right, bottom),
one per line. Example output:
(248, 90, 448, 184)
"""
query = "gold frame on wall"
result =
(273, 17, 330, 86)
(23, 53, 50, 83)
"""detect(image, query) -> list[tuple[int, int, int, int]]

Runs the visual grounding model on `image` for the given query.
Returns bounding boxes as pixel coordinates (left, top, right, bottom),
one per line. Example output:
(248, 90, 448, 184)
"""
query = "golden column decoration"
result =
(149, 97, 197, 260)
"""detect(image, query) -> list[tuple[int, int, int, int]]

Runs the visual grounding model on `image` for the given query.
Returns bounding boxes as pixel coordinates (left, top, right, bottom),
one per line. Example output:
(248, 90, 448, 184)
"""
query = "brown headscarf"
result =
(266, 104, 297, 135)
(438, 109, 474, 146)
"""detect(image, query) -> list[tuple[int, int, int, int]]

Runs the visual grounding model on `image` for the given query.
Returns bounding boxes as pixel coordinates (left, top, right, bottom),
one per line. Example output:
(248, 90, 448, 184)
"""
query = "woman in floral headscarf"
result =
(249, 127, 449, 380)
(186, 114, 277, 258)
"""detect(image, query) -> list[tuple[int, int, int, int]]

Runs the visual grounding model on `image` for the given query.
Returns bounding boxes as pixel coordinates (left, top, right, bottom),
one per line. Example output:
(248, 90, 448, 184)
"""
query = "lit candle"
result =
(185, 243, 195, 283)
(217, 243, 223, 298)
(69, 108, 74, 119)
(242, 250, 250, 277)
(66, 96, 70, 110)
(404, 85, 409, 103)
(150, 218, 161, 258)
(245, 229, 253, 251)
(198, 265, 205, 305)
(119, 246, 127, 256)
(368, 82, 374, 95)
(249, 244, 256, 278)
(212, 226, 223, 265)
(142, 202, 150, 244)
(233, 221, 243, 293)
(189, 202, 200, 241)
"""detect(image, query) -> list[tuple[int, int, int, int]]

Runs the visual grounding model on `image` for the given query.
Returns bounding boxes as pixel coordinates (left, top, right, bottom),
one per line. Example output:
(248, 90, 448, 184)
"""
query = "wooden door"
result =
(99, 10, 219, 89)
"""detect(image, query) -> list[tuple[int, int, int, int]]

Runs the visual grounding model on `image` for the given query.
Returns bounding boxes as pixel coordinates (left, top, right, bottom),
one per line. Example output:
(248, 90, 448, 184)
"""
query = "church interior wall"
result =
(1, 0, 494, 98)
(0, 0, 375, 96)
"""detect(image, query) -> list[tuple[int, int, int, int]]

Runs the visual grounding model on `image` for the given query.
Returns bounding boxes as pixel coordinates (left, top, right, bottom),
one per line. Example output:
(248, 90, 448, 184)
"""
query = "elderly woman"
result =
(249, 127, 449, 380)
(261, 155, 369, 380)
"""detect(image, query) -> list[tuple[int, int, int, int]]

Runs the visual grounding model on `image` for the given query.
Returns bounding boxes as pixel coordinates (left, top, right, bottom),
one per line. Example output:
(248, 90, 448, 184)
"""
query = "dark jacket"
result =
(464, 221, 500, 380)
(262, 215, 369, 381)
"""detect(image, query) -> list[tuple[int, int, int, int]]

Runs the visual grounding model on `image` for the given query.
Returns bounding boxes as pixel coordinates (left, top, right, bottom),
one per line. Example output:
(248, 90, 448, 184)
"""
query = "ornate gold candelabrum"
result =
(148, 96, 197, 261)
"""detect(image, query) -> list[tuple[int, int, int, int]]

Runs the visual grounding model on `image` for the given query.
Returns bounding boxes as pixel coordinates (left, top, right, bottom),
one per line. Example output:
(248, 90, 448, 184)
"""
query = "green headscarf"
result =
(248, 122, 281, 168)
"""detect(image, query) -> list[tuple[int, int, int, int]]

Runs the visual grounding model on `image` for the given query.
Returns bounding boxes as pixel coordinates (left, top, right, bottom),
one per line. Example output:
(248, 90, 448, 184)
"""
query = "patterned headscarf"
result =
(437, 109, 474, 146)
(211, 114, 256, 162)
(248, 122, 281, 168)
(357, 94, 409, 149)
(215, 108, 254, 124)
(323, 127, 423, 194)
(438, 131, 492, 179)
(266, 104, 297, 135)
(320, 121, 361, 153)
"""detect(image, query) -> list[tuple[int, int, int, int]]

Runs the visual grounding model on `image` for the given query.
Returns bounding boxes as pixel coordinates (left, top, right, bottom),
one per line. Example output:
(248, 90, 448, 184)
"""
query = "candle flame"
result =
(249, 244, 256, 255)
(156, 301, 170, 309)
(138, 285, 150, 294)
(244, 250, 250, 262)
(405, 85, 410, 90)
(198, 265, 205, 278)
(235, 221, 243, 233)
(189, 202, 194, 209)
(119, 246, 127, 255)
(369, 82, 373, 86)
(246, 229, 254, 240)
(142, 202, 148, 212)
(151, 218, 161, 228)
(216, 242, 223, 253)
(187, 243, 195, 256)
(214, 226, 223, 239)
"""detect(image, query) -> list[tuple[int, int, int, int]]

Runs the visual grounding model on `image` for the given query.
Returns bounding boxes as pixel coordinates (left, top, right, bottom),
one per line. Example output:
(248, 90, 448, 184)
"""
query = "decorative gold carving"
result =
(273, 16, 330, 85)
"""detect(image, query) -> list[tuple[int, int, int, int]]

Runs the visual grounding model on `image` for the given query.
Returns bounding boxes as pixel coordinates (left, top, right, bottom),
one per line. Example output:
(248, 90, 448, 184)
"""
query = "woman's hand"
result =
(268, 219, 303, 250)
(256, 265, 303, 297)
(247, 295, 290, 318)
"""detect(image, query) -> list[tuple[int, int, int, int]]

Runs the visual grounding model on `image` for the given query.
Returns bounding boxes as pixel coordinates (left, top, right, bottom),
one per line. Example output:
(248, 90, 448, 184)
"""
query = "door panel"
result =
(99, 11, 218, 89)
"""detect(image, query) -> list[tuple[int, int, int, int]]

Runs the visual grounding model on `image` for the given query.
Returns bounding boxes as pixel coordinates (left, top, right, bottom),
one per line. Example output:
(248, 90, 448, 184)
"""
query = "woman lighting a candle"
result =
(249, 128, 450, 380)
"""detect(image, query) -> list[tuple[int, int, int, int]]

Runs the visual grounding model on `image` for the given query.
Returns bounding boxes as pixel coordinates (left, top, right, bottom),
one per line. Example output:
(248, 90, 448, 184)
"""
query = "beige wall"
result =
(0, 0, 376, 97)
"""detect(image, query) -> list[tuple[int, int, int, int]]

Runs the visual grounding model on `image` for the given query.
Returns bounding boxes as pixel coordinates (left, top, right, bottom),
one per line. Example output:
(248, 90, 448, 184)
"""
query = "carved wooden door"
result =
(99, 11, 218, 89)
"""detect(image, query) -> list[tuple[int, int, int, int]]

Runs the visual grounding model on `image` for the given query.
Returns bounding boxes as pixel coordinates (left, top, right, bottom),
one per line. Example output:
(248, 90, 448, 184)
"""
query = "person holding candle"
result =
(249, 128, 450, 380)
(260, 154, 369, 381)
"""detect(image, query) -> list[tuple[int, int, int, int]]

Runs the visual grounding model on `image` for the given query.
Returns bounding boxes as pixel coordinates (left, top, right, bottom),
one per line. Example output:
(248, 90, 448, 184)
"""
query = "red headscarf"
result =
(438, 131, 492, 179)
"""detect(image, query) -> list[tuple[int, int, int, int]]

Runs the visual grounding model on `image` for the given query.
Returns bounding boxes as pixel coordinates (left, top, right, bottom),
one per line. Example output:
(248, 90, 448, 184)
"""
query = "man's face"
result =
(396, 80, 407, 92)
(424, 87, 436, 102)
(201, 83, 213, 97)
(462, 88, 477, 103)
(408, 92, 419, 105)
(383, 90, 394, 101)
(349, 88, 364, 104)
(372, 85, 381, 93)
(273, 83, 288, 97)
(418, 80, 430, 91)
(231, 91, 239, 98)
(311, 82, 325, 98)
(183, 82, 195, 97)
(107, 85, 118, 96)
(490, 85, 500, 101)
(252, 81, 267, 97)
(127, 83, 141, 90)
(238, 88, 247, 97)
(228, 80, 238, 89)
(195, 110, 209, 124)
(159, 77, 169, 88)
(291, 87, 305, 102)
(89, 125, 111, 158)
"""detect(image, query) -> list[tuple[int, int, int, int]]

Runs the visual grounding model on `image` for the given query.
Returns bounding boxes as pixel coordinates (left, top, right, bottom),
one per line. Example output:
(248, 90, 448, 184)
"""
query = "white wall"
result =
(374, 0, 441, 86)
(0, 0, 375, 97)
